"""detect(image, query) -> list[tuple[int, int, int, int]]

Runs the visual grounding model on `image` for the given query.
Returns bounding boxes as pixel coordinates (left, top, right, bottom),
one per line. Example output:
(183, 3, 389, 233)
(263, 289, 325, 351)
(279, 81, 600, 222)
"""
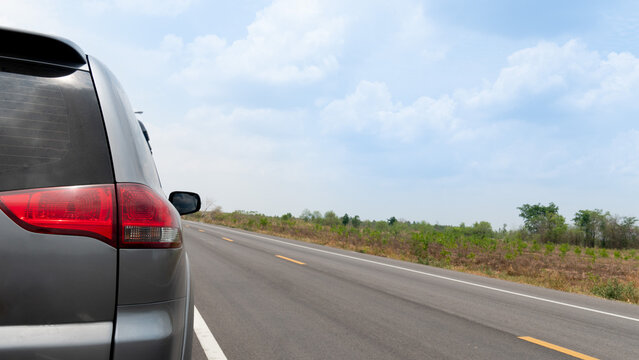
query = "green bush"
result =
(531, 240, 541, 252)
(324, 211, 339, 226)
(544, 243, 555, 255)
(559, 243, 569, 258)
(592, 279, 638, 302)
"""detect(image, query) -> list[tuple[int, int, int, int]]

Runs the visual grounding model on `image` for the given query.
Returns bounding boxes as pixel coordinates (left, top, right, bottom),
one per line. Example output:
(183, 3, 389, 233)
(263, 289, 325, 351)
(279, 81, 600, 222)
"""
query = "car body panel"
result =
(117, 248, 188, 305)
(0, 322, 112, 360)
(88, 56, 163, 194)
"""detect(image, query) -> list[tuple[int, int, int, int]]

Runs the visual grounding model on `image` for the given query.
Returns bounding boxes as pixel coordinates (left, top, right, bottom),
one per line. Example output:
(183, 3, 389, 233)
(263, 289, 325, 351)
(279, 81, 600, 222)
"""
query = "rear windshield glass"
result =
(0, 58, 113, 191)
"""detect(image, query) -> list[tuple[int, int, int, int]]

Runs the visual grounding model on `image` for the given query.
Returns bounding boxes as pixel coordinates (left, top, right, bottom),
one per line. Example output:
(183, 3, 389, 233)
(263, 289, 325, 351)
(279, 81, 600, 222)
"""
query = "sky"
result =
(4, 0, 639, 228)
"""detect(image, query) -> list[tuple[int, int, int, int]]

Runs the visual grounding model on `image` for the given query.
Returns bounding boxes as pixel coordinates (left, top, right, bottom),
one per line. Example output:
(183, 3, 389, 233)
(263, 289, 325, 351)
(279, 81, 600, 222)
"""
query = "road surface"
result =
(185, 221, 639, 360)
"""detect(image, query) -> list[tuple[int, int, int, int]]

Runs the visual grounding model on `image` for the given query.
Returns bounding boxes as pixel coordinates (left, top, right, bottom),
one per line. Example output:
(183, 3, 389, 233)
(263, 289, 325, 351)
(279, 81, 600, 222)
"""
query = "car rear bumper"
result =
(113, 298, 187, 359)
(0, 322, 113, 360)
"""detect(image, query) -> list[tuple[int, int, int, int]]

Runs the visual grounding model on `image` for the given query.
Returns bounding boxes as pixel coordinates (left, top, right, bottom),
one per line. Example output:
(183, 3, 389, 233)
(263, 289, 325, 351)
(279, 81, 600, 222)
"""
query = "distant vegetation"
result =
(185, 202, 639, 304)
(517, 203, 638, 249)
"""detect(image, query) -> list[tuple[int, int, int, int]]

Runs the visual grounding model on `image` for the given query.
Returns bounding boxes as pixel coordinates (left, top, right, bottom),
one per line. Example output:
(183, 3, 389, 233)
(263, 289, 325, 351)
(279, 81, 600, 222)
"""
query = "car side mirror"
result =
(168, 191, 201, 215)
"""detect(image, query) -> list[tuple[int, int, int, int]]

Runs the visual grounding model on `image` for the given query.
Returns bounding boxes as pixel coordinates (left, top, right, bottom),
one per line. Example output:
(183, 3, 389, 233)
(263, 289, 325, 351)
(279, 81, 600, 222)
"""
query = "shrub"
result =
(516, 240, 528, 255)
(281, 212, 293, 221)
(323, 211, 339, 226)
(531, 240, 541, 252)
(472, 221, 493, 238)
(592, 279, 638, 302)
(544, 243, 555, 256)
(559, 243, 569, 258)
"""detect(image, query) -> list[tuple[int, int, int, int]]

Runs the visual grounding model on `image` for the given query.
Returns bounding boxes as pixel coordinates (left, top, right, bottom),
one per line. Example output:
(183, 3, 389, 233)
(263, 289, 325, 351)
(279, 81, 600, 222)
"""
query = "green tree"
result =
(388, 216, 397, 226)
(602, 215, 638, 249)
(299, 209, 313, 221)
(573, 210, 638, 248)
(341, 213, 350, 226)
(324, 211, 339, 226)
(573, 209, 605, 247)
(472, 221, 493, 238)
(351, 215, 361, 228)
(517, 202, 567, 242)
(311, 210, 323, 222)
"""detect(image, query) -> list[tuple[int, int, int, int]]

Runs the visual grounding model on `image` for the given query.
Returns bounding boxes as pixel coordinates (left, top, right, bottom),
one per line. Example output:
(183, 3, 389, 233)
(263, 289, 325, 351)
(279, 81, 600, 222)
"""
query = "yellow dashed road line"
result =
(276, 255, 305, 265)
(519, 336, 599, 360)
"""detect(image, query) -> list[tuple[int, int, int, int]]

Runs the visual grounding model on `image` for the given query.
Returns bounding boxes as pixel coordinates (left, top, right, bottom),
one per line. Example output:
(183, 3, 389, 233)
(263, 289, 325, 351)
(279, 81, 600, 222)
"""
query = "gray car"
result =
(0, 27, 199, 359)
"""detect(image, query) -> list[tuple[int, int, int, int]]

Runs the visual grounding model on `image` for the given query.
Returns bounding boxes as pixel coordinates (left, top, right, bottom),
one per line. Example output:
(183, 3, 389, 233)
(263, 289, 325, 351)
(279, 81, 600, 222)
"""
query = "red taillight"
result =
(0, 183, 182, 249)
(117, 183, 182, 248)
(0, 185, 116, 246)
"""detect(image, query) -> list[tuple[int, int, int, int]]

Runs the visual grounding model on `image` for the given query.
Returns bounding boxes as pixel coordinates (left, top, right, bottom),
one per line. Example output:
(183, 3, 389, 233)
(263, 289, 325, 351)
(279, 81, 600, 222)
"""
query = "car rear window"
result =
(0, 58, 114, 191)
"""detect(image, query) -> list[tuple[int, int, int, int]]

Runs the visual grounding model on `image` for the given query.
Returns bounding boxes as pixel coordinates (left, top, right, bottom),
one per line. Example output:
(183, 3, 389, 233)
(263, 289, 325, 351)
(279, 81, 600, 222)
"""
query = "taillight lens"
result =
(0, 185, 116, 246)
(0, 183, 182, 249)
(117, 183, 182, 248)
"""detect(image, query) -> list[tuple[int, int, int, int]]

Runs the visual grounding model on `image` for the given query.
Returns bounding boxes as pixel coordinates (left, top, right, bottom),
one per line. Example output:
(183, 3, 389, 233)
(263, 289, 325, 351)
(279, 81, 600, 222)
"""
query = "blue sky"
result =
(4, 0, 639, 228)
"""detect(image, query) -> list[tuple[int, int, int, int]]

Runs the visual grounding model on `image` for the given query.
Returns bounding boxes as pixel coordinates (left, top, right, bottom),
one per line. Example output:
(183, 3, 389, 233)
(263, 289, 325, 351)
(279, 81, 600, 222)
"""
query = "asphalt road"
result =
(185, 221, 639, 360)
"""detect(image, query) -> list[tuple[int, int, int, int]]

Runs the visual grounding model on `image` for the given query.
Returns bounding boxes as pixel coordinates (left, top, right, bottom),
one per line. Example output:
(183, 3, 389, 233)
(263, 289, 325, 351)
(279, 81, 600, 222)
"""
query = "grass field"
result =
(185, 210, 639, 304)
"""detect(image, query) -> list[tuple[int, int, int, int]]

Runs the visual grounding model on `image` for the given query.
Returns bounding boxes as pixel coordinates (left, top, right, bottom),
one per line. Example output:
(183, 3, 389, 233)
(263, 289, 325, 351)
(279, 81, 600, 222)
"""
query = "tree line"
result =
(518, 203, 638, 248)
(295, 203, 639, 249)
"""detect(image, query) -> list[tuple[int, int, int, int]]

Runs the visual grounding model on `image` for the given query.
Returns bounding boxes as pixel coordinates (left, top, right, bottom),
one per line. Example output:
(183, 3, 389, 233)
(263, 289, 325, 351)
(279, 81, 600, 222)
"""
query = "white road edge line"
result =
(193, 306, 228, 360)
(206, 224, 639, 323)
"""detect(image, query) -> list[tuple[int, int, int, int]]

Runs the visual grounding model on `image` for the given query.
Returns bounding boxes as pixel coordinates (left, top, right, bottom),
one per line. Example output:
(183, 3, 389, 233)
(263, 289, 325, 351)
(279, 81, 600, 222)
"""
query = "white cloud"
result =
(321, 81, 457, 142)
(574, 52, 639, 108)
(318, 37, 639, 159)
(464, 40, 594, 107)
(184, 35, 226, 59)
(462, 39, 639, 111)
(172, 0, 346, 90)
